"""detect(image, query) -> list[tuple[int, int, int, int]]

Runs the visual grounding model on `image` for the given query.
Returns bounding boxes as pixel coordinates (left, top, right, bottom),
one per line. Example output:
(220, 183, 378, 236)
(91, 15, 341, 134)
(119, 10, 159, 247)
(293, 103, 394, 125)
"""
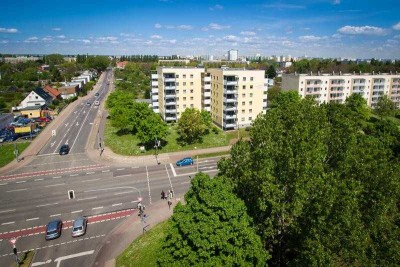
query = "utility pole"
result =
(14, 143, 19, 162)
(195, 147, 198, 172)
(154, 136, 160, 165)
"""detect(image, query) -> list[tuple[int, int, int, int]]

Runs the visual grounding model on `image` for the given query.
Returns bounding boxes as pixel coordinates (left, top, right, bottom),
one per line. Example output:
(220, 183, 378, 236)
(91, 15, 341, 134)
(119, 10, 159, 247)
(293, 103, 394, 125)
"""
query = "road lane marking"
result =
(101, 170, 110, 173)
(170, 163, 177, 177)
(52, 176, 62, 179)
(54, 250, 95, 267)
(0, 183, 8, 186)
(71, 210, 83, 214)
(70, 174, 78, 177)
(92, 207, 103, 210)
(26, 218, 39, 221)
(131, 167, 139, 169)
(77, 197, 97, 201)
(1, 222, 15, 225)
(0, 209, 16, 214)
(114, 191, 133, 196)
(6, 188, 27, 192)
(146, 165, 152, 204)
(34, 178, 44, 181)
(86, 172, 95, 175)
(165, 164, 174, 194)
(112, 203, 122, 207)
(175, 169, 218, 177)
(50, 214, 61, 217)
(114, 174, 132, 178)
(36, 203, 59, 207)
(16, 181, 26, 184)
(116, 168, 125, 170)
(45, 183, 65, 187)
(82, 178, 100, 183)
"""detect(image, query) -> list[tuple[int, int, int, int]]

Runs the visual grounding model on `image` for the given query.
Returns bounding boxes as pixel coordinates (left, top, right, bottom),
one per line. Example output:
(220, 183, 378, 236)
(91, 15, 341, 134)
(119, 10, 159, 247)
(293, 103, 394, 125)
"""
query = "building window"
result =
(190, 82, 193, 86)
(190, 104, 194, 108)
(176, 105, 179, 108)
(242, 101, 245, 105)
(250, 77, 253, 81)
(250, 93, 253, 97)
(183, 97, 186, 100)
(190, 97, 193, 100)
(36, 96, 38, 99)
(176, 90, 179, 93)
(241, 109, 245, 113)
(243, 77, 246, 81)
(242, 85, 246, 89)
(175, 74, 179, 78)
(241, 117, 245, 121)
(249, 117, 252, 120)
(183, 74, 186, 78)
(176, 82, 179, 86)
(249, 101, 253, 105)
(190, 74, 193, 78)
(242, 93, 245, 97)
(190, 89, 193, 93)
(183, 104, 187, 108)
(183, 82, 186, 86)
(176, 97, 179, 101)
(183, 89, 186, 94)
(249, 109, 252, 113)
(250, 85, 253, 89)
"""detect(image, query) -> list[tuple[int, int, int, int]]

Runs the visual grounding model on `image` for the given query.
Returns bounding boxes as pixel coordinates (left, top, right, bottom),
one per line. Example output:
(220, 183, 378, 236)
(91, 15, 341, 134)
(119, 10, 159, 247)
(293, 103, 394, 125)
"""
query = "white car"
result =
(94, 101, 100, 106)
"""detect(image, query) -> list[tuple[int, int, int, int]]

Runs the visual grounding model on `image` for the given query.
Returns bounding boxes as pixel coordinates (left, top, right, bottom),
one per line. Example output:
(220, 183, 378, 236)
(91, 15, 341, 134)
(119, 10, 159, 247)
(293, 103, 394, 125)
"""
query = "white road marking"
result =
(36, 203, 59, 207)
(175, 169, 218, 177)
(50, 214, 61, 217)
(170, 163, 177, 177)
(52, 176, 62, 179)
(82, 178, 100, 183)
(34, 178, 44, 181)
(71, 210, 83, 214)
(112, 203, 122, 207)
(146, 165, 152, 204)
(54, 250, 94, 267)
(101, 170, 110, 173)
(92, 206, 103, 210)
(0, 209, 16, 214)
(131, 166, 139, 169)
(114, 191, 134, 196)
(165, 164, 174, 194)
(77, 197, 97, 201)
(1, 221, 15, 225)
(16, 181, 26, 184)
(70, 174, 78, 177)
(32, 259, 52, 266)
(46, 183, 65, 187)
(0, 183, 8, 186)
(116, 168, 125, 171)
(26, 217, 39, 221)
(86, 172, 95, 175)
(114, 174, 132, 178)
(6, 188, 27, 192)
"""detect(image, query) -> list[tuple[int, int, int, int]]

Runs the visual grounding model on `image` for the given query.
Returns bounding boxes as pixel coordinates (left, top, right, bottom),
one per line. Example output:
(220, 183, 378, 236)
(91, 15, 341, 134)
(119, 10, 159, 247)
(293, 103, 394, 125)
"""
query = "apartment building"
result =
(151, 67, 269, 130)
(152, 67, 205, 122)
(208, 68, 268, 130)
(282, 72, 400, 108)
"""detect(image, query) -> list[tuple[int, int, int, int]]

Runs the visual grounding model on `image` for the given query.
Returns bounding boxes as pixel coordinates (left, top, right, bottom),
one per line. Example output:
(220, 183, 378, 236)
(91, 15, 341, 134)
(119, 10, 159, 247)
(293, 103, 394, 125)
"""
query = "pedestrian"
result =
(161, 190, 165, 200)
(168, 200, 172, 210)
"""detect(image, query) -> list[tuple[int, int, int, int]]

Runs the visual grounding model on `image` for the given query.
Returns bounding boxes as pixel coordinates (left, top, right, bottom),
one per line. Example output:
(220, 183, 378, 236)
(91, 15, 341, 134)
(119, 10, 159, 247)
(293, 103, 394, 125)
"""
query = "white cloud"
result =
(57, 35, 66, 39)
(151, 35, 162, 39)
(394, 34, 400, 39)
(223, 35, 238, 42)
(177, 25, 193, 30)
(79, 39, 91, 44)
(97, 36, 118, 42)
(168, 39, 177, 44)
(58, 40, 69, 44)
(299, 35, 328, 41)
(52, 28, 61, 31)
(42, 36, 53, 42)
(393, 22, 400, 30)
(155, 23, 162, 29)
(165, 25, 175, 29)
(333, 0, 341, 5)
(0, 40, 9, 44)
(120, 33, 135, 37)
(338, 25, 388, 35)
(0, 27, 18, 33)
(24, 36, 38, 43)
(240, 31, 256, 36)
(204, 23, 231, 31)
(263, 3, 305, 9)
(209, 4, 223, 11)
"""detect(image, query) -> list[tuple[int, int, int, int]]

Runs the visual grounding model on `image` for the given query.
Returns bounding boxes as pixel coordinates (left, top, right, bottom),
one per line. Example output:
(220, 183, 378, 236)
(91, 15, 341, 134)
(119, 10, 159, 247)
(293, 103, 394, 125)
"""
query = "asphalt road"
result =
(0, 69, 221, 266)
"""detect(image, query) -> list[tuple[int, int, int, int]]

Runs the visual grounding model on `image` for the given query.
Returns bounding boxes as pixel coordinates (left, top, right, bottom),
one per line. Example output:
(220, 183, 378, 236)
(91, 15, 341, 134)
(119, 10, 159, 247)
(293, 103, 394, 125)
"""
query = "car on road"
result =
(86, 101, 91, 106)
(59, 144, 70, 155)
(94, 100, 100, 106)
(94, 92, 99, 97)
(176, 157, 194, 167)
(72, 216, 88, 237)
(45, 219, 63, 240)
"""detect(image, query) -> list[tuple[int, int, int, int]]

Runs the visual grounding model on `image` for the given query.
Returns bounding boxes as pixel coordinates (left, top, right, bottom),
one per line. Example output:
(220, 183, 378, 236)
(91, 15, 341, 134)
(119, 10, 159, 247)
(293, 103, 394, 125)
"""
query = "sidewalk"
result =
(91, 195, 184, 267)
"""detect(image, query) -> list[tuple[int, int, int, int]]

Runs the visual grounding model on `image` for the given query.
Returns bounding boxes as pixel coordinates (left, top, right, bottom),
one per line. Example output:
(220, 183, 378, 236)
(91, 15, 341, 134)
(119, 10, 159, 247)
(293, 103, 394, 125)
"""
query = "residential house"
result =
(18, 105, 50, 118)
(43, 85, 61, 100)
(57, 85, 79, 99)
(116, 61, 129, 69)
(15, 88, 53, 110)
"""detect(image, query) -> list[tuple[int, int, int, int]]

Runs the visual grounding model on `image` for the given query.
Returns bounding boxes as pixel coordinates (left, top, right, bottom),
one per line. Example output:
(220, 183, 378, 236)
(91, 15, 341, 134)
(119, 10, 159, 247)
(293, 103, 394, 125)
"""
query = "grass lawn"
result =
(13, 250, 35, 267)
(104, 120, 250, 156)
(116, 220, 169, 267)
(0, 142, 30, 168)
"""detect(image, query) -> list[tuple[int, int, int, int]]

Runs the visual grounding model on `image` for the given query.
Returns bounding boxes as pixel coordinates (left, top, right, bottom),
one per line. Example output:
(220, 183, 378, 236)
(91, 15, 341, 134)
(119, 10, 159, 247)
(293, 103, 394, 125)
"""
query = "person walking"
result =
(161, 190, 165, 200)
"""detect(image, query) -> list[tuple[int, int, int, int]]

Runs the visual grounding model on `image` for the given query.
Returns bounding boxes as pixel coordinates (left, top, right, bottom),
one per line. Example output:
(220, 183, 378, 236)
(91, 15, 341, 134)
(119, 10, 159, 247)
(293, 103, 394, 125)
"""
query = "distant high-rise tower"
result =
(228, 49, 238, 61)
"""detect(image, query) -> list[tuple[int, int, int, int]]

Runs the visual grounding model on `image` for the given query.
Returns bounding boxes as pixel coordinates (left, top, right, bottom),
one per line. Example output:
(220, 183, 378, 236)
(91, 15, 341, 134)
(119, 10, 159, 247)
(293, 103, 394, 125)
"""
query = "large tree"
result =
(345, 93, 371, 120)
(158, 173, 268, 266)
(218, 96, 400, 265)
(177, 108, 206, 143)
(375, 94, 397, 119)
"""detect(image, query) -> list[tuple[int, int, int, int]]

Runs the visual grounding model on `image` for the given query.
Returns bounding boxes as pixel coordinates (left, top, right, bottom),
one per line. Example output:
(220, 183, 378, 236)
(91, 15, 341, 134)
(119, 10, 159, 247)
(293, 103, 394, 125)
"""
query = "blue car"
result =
(176, 157, 194, 167)
(45, 219, 63, 240)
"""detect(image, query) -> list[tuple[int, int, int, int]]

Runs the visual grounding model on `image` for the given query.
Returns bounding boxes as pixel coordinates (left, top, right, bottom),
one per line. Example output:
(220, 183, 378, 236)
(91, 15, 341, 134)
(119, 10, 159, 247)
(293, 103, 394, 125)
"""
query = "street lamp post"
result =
(154, 136, 160, 165)
(195, 147, 198, 172)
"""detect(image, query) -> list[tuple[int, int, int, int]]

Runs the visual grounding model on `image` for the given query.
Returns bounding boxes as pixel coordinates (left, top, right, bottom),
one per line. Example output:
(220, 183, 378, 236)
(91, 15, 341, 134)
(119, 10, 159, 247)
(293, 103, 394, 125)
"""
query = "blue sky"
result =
(0, 0, 399, 58)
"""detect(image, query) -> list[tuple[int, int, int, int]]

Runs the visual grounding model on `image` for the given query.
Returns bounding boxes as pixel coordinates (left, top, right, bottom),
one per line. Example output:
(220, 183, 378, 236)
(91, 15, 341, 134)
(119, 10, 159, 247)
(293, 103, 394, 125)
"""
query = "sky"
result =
(0, 0, 399, 59)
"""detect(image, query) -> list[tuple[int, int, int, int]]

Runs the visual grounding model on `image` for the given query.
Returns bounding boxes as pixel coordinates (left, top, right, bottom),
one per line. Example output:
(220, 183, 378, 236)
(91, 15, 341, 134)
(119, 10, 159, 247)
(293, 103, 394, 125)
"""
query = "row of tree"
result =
(158, 92, 400, 265)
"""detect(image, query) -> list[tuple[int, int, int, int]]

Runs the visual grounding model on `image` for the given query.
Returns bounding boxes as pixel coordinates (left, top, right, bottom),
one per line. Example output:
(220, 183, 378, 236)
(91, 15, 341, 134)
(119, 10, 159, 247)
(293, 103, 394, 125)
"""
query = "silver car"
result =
(71, 216, 88, 237)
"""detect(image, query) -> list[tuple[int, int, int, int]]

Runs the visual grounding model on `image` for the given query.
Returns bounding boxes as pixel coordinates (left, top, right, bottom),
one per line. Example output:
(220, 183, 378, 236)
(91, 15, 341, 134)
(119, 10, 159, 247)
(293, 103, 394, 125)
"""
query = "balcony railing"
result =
(151, 74, 158, 79)
(165, 109, 177, 113)
(151, 95, 159, 101)
(164, 77, 176, 82)
(224, 104, 237, 111)
(164, 86, 176, 90)
(223, 113, 237, 120)
(165, 101, 176, 106)
(223, 122, 236, 128)
(224, 97, 237, 103)
(165, 116, 177, 121)
(223, 80, 238, 86)
(151, 81, 158, 86)
(224, 88, 237, 95)
(151, 88, 158, 94)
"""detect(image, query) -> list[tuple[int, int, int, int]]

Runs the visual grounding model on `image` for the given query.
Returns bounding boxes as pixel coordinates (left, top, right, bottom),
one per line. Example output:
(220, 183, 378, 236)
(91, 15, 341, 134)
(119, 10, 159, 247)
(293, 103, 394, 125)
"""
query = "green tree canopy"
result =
(266, 64, 277, 79)
(177, 108, 206, 144)
(158, 173, 269, 266)
(345, 93, 371, 120)
(269, 90, 301, 108)
(45, 54, 65, 65)
(375, 94, 397, 118)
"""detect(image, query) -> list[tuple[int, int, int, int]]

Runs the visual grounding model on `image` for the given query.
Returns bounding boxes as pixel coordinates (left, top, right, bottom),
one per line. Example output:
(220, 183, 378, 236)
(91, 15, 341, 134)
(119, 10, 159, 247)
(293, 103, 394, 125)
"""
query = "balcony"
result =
(223, 113, 237, 120)
(203, 91, 211, 97)
(353, 80, 366, 85)
(373, 86, 384, 91)
(330, 94, 344, 99)
(152, 81, 158, 86)
(165, 109, 177, 113)
(263, 102, 267, 107)
(165, 101, 176, 106)
(152, 108, 159, 113)
(331, 79, 345, 85)
(224, 97, 237, 103)
(165, 91, 176, 98)
(330, 86, 344, 92)
(165, 116, 177, 121)
(306, 87, 321, 94)
(203, 76, 211, 82)
(223, 121, 236, 128)
(203, 84, 211, 90)
(224, 88, 237, 95)
(224, 104, 237, 111)
(152, 101, 159, 107)
(151, 88, 158, 94)
(164, 77, 176, 82)
(204, 99, 211, 105)
(151, 74, 158, 79)
(306, 80, 322, 85)
(204, 106, 211, 112)
(164, 86, 176, 90)
(151, 95, 159, 101)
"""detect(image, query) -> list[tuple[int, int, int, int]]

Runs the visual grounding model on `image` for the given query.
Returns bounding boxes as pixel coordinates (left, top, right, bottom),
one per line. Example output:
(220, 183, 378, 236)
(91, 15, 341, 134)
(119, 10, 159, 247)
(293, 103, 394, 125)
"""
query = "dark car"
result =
(45, 219, 63, 240)
(94, 92, 99, 97)
(72, 216, 88, 237)
(176, 157, 194, 167)
(59, 144, 70, 155)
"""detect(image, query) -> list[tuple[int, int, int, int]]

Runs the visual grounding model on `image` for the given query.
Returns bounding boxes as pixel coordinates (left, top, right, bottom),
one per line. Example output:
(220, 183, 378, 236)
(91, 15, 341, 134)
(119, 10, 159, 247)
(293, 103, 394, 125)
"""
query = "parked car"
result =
(94, 101, 100, 106)
(86, 101, 91, 106)
(71, 216, 88, 237)
(94, 92, 99, 97)
(45, 219, 63, 240)
(0, 134, 17, 143)
(59, 144, 70, 155)
(176, 157, 194, 167)
(37, 117, 51, 123)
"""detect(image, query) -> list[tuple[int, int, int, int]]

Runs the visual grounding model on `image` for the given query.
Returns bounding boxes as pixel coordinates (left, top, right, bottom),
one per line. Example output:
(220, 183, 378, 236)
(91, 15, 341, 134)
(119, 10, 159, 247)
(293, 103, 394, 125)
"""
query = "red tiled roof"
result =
(43, 85, 61, 99)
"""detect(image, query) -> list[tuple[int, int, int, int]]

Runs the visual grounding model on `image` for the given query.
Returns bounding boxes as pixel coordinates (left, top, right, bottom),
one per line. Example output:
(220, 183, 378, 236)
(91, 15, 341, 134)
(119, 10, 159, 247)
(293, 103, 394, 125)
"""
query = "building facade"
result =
(151, 67, 269, 130)
(228, 50, 238, 61)
(282, 72, 400, 108)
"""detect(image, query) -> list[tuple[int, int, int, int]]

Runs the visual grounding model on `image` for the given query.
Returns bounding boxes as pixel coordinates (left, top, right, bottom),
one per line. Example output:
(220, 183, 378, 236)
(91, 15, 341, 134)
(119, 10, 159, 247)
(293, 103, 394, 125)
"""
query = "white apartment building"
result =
(151, 67, 270, 130)
(282, 72, 400, 108)
(228, 50, 238, 61)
